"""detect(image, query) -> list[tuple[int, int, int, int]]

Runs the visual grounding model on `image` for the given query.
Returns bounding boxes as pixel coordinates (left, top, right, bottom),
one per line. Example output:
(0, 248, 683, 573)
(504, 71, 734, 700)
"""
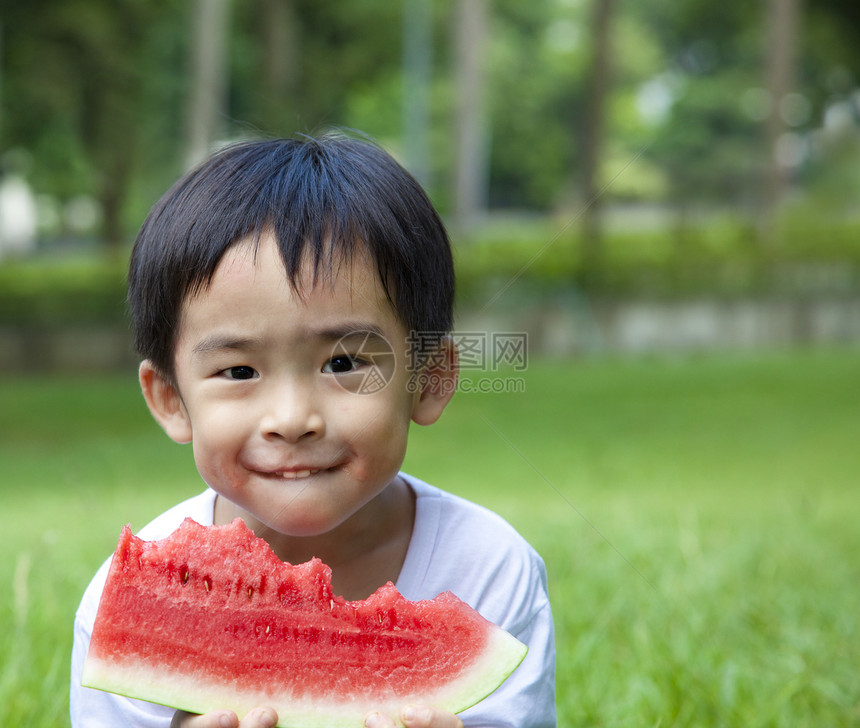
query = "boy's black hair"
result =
(128, 133, 455, 378)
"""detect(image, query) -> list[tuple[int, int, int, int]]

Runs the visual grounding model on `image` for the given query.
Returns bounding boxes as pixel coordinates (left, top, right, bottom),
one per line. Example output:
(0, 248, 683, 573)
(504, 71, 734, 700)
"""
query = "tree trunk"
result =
(185, 0, 230, 169)
(100, 149, 131, 256)
(452, 0, 489, 234)
(759, 0, 801, 245)
(403, 0, 432, 187)
(260, 0, 298, 133)
(579, 0, 615, 290)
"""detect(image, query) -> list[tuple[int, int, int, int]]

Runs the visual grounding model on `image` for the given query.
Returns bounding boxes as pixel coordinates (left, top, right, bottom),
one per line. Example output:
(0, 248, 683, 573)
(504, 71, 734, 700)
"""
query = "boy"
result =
(71, 133, 555, 728)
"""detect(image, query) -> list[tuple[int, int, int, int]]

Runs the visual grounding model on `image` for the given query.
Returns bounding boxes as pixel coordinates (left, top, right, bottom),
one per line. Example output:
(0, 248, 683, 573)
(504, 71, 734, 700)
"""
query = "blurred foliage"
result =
(1, 0, 860, 245)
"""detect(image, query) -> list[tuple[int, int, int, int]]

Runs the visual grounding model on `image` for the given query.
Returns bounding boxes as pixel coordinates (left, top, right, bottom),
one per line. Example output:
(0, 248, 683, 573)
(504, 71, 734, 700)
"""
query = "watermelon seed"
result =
(248, 586, 253, 599)
(181, 567, 189, 585)
(204, 576, 212, 592)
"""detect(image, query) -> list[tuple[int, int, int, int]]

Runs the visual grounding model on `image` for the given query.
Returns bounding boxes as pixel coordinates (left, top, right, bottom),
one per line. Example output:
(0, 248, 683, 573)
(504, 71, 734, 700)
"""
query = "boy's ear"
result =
(139, 360, 192, 444)
(411, 337, 459, 426)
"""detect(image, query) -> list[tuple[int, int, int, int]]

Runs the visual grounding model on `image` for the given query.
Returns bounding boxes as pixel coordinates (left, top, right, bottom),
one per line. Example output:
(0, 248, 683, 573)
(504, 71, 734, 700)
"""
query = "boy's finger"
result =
(171, 710, 239, 728)
(401, 705, 464, 728)
(239, 707, 278, 728)
(365, 711, 398, 728)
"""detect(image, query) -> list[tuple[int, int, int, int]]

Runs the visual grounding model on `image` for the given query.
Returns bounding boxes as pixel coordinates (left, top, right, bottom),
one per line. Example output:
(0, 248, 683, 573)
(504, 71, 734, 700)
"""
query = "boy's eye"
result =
(323, 355, 361, 374)
(223, 366, 258, 380)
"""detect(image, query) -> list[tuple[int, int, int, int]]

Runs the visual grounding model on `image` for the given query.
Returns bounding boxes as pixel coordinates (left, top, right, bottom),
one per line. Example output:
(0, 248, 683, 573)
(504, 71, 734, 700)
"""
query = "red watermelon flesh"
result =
(82, 518, 527, 727)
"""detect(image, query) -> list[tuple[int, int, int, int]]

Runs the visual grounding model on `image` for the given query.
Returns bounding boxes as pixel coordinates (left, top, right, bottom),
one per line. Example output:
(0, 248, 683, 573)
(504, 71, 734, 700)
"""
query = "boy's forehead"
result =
(184, 234, 394, 318)
(210, 239, 263, 283)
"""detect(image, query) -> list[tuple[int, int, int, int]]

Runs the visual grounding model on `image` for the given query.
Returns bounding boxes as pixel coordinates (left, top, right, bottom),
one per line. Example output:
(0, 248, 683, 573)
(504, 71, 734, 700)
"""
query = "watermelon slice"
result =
(82, 518, 527, 727)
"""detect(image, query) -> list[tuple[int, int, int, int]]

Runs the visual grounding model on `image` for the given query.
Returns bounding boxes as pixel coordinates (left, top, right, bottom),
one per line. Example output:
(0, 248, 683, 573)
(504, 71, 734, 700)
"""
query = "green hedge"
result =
(2, 219, 859, 326)
(0, 258, 129, 326)
(454, 218, 860, 303)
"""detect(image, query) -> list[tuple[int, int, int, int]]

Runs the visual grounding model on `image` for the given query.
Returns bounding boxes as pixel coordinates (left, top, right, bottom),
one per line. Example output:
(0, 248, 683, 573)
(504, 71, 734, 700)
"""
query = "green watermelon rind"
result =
(82, 624, 527, 727)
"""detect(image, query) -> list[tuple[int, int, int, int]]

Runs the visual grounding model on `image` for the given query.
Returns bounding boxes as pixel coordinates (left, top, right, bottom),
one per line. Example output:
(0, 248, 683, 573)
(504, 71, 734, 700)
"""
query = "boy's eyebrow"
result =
(190, 322, 389, 357)
(191, 335, 263, 356)
(314, 322, 388, 341)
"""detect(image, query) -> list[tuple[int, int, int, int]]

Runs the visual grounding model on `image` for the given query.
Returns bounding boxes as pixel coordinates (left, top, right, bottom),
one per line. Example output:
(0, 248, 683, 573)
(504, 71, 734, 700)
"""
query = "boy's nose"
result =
(259, 383, 325, 442)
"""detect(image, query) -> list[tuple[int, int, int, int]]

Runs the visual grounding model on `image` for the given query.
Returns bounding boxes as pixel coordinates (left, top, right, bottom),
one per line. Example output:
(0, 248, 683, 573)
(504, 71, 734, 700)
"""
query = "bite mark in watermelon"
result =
(82, 518, 527, 727)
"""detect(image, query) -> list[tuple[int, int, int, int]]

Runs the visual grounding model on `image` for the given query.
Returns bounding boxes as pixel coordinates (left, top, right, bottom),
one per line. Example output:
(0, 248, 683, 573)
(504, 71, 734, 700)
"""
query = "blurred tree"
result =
(635, 1, 765, 214)
(579, 0, 615, 288)
(760, 0, 802, 244)
(0, 0, 186, 249)
(3, 0, 860, 254)
(805, 0, 860, 79)
(258, 0, 300, 135)
(403, 0, 432, 186)
(185, 0, 230, 169)
(635, 0, 860, 233)
(452, 0, 489, 232)
(231, 0, 404, 135)
(485, 0, 586, 210)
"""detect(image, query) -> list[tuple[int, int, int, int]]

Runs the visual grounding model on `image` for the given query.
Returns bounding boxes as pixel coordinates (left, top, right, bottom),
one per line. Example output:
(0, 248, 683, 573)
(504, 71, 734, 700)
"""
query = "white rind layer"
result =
(81, 628, 527, 727)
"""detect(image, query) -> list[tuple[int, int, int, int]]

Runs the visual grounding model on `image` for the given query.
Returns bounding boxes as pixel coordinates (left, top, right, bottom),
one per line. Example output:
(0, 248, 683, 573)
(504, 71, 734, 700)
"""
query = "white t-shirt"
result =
(71, 473, 556, 727)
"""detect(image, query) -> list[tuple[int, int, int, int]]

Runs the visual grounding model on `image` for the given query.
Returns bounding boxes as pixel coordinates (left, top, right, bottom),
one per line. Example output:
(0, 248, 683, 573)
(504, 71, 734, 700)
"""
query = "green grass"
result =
(2, 350, 858, 726)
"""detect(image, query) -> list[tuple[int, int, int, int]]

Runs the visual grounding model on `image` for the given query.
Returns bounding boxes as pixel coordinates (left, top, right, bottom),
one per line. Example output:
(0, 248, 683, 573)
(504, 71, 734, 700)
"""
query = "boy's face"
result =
(140, 233, 455, 540)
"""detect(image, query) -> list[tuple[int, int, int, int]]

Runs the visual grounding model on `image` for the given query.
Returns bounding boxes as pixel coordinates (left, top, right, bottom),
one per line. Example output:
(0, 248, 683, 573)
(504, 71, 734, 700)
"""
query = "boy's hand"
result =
(365, 705, 464, 728)
(170, 703, 462, 728)
(171, 707, 277, 728)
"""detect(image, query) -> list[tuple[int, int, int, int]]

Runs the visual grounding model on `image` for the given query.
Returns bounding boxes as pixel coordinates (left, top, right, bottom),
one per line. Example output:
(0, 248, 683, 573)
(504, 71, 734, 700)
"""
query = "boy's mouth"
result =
(246, 458, 341, 480)
(279, 469, 321, 480)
